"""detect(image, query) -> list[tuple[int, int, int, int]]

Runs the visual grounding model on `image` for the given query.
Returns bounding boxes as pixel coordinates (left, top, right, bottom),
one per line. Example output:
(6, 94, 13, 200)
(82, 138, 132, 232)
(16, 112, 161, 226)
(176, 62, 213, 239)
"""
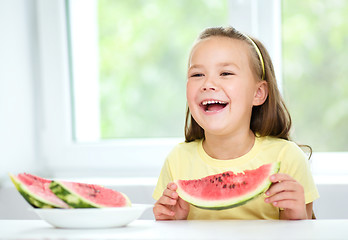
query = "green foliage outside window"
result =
(282, 0, 348, 151)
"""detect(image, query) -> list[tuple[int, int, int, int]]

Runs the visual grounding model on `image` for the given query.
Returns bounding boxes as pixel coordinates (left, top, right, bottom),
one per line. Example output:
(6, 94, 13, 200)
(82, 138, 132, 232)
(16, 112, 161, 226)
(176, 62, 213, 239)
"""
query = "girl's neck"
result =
(202, 130, 255, 160)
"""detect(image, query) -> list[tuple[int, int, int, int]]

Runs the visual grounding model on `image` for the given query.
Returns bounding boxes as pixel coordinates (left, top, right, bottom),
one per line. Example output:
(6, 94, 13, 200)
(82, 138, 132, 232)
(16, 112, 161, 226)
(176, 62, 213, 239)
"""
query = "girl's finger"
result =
(163, 188, 178, 199)
(269, 173, 296, 183)
(269, 199, 298, 209)
(266, 181, 301, 196)
(153, 204, 175, 218)
(265, 191, 299, 204)
(167, 182, 177, 191)
(157, 195, 177, 206)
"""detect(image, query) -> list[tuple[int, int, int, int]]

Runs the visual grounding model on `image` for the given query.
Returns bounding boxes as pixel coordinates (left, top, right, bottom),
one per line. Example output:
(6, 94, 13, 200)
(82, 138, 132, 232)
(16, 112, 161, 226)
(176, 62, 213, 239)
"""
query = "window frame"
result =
(35, 0, 348, 178)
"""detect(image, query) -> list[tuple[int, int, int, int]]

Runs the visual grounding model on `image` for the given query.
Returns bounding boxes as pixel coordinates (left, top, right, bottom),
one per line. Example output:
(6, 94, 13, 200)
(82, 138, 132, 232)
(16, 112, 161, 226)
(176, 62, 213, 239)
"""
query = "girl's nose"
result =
(202, 86, 216, 91)
(201, 77, 218, 91)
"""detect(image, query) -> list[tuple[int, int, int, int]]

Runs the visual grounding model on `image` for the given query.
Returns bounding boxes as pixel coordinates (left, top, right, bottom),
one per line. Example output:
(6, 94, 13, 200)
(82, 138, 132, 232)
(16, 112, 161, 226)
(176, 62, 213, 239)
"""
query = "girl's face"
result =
(186, 36, 267, 138)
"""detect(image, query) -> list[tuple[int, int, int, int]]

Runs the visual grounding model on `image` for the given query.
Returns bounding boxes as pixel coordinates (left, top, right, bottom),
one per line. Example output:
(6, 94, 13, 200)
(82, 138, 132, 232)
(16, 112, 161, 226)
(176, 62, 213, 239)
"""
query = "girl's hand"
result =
(265, 173, 308, 220)
(153, 182, 190, 220)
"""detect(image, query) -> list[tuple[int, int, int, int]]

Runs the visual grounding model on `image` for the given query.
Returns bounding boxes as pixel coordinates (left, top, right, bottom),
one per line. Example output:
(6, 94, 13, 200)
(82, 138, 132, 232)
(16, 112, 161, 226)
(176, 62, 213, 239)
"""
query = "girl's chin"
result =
(199, 124, 232, 135)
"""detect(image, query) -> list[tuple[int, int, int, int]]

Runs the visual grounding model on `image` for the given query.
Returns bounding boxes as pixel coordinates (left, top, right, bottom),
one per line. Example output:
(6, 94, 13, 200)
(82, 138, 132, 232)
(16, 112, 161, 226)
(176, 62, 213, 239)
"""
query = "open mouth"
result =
(201, 100, 228, 112)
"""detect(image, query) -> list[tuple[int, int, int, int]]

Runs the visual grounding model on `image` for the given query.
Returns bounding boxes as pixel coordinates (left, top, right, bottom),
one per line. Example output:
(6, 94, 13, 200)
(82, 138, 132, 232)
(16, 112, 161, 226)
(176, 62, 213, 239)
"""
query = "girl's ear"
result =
(253, 81, 268, 106)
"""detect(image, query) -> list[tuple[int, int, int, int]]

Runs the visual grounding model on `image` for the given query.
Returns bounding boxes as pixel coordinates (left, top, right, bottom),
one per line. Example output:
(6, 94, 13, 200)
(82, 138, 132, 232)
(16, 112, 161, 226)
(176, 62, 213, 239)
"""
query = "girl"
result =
(152, 26, 319, 220)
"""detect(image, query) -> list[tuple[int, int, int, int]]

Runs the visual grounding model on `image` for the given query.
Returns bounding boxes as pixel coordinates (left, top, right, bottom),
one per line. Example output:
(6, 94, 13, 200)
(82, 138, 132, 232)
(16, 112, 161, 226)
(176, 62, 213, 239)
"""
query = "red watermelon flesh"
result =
(59, 181, 130, 208)
(49, 181, 131, 208)
(10, 173, 70, 208)
(175, 162, 280, 210)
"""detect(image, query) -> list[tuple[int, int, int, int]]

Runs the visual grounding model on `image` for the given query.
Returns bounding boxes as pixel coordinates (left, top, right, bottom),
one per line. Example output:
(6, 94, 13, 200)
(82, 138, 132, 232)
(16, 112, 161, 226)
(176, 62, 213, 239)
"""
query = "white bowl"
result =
(30, 204, 153, 229)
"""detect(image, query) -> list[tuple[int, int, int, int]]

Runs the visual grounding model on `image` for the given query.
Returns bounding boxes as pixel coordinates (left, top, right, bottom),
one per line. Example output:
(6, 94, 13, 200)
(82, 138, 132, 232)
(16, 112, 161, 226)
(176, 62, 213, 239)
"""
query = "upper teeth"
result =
(202, 100, 227, 106)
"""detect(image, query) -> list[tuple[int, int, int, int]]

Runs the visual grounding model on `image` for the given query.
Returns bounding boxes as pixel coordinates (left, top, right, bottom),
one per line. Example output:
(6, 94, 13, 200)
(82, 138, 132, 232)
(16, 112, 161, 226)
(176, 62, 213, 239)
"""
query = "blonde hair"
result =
(185, 26, 292, 142)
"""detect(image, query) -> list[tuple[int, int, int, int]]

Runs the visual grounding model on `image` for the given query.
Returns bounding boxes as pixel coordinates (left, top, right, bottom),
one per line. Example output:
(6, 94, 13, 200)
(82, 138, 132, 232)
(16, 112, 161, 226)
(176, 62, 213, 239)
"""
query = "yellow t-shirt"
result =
(152, 136, 319, 220)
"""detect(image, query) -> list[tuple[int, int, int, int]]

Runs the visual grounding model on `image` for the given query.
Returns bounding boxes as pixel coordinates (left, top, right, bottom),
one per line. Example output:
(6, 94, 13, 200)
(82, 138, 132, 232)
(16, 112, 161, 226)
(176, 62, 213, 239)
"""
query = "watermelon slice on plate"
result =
(9, 173, 70, 208)
(175, 162, 280, 210)
(10, 173, 131, 209)
(49, 180, 131, 208)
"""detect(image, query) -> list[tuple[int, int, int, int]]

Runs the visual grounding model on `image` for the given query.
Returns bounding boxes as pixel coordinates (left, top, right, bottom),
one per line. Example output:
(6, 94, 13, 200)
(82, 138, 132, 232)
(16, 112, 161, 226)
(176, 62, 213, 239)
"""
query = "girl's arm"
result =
(265, 173, 313, 220)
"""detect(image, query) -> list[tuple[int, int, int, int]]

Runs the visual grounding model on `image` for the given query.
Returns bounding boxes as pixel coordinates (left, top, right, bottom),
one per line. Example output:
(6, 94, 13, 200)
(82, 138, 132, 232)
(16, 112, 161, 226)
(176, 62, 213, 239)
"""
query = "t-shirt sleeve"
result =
(279, 142, 320, 204)
(152, 155, 174, 201)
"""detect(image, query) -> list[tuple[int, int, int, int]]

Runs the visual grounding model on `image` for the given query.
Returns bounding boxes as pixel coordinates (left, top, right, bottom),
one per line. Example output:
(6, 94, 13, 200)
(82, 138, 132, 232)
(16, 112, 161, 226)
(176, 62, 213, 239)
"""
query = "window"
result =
(36, 0, 347, 178)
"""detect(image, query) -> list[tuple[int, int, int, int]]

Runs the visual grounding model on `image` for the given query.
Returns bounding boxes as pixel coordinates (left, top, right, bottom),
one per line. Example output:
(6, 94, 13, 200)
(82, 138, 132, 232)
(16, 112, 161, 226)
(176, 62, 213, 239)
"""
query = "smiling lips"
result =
(201, 100, 228, 112)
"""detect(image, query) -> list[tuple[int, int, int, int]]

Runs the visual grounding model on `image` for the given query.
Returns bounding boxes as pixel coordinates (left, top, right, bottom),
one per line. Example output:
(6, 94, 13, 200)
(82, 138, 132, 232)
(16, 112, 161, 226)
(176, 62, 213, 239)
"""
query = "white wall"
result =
(0, 0, 38, 182)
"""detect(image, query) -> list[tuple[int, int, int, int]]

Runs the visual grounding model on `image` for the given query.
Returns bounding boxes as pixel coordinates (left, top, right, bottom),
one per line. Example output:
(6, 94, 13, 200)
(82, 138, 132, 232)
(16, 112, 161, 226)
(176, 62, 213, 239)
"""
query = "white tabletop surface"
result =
(1, 219, 348, 240)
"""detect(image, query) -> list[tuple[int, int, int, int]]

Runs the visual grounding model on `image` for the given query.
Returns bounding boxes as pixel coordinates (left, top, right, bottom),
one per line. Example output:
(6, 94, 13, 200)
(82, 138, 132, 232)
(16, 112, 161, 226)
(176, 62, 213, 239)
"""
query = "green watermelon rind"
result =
(9, 173, 66, 209)
(49, 181, 131, 208)
(17, 185, 57, 209)
(50, 181, 100, 208)
(175, 162, 280, 210)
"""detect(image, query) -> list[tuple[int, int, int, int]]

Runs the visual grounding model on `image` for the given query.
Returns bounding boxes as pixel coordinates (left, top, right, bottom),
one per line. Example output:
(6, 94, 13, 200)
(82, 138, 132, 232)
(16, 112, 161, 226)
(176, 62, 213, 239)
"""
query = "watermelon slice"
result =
(9, 173, 70, 208)
(175, 162, 280, 210)
(49, 181, 132, 208)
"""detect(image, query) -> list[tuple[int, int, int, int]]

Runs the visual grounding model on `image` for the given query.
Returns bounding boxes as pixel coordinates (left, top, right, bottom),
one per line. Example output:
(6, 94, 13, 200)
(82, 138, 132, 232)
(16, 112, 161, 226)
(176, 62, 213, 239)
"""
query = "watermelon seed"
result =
(223, 184, 227, 188)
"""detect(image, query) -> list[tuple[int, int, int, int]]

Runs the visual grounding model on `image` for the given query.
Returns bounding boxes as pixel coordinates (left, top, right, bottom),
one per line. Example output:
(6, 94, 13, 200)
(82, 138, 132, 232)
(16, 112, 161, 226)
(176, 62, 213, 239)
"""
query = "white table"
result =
(1, 219, 348, 239)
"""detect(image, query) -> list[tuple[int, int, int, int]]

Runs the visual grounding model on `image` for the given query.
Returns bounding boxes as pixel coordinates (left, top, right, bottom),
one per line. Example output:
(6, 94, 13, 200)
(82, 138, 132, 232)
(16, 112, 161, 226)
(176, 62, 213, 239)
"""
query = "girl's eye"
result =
(221, 72, 234, 76)
(191, 73, 204, 77)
